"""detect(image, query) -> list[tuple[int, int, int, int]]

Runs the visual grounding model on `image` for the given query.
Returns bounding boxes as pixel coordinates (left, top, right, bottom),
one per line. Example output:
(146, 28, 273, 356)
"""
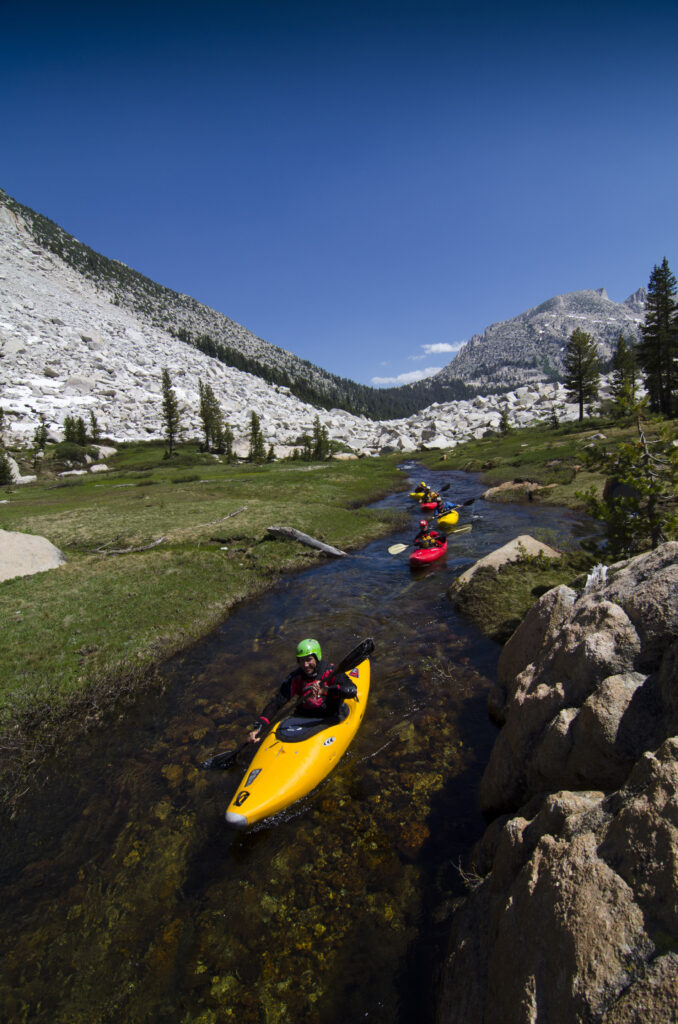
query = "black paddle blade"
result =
(199, 746, 243, 770)
(336, 637, 375, 674)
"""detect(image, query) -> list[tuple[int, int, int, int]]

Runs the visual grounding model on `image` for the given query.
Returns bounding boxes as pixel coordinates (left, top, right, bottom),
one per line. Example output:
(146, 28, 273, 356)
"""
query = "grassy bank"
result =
(0, 445, 407, 797)
(414, 416, 668, 509)
(450, 550, 595, 643)
(416, 416, 676, 641)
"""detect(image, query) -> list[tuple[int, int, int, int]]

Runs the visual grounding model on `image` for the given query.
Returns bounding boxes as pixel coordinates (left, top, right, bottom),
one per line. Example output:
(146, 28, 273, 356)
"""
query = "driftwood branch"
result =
(100, 536, 167, 555)
(267, 526, 347, 558)
(197, 505, 247, 528)
(97, 507, 247, 555)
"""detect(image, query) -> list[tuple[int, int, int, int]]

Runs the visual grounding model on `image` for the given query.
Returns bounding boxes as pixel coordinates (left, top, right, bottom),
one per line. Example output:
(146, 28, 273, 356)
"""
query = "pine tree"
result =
(564, 328, 601, 421)
(221, 421, 234, 463)
(247, 410, 267, 463)
(311, 416, 330, 459)
(300, 433, 314, 461)
(637, 258, 678, 417)
(0, 449, 12, 485)
(161, 369, 181, 457)
(610, 335, 639, 419)
(75, 416, 87, 447)
(88, 410, 101, 444)
(34, 414, 48, 450)
(198, 381, 228, 454)
(63, 414, 76, 443)
(198, 380, 213, 450)
(581, 424, 678, 557)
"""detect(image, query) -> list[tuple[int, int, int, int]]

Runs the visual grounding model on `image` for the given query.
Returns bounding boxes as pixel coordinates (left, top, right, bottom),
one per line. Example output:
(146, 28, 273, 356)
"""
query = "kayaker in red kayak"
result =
(247, 638, 357, 744)
(414, 519, 444, 549)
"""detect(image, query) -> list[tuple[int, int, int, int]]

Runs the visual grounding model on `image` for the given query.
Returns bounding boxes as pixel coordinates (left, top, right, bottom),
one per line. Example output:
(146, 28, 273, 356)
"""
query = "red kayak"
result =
(420, 501, 437, 511)
(409, 540, 448, 567)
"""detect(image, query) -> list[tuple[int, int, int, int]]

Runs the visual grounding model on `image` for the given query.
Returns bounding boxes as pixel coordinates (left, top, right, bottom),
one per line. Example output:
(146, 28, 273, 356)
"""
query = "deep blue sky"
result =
(2, 0, 676, 385)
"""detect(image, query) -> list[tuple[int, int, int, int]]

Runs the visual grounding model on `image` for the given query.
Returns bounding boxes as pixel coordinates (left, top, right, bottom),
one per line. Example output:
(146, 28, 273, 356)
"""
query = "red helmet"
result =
(419, 519, 428, 528)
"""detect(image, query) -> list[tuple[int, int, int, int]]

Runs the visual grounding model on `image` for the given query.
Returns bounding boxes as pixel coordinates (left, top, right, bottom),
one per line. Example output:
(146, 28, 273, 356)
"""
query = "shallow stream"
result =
(0, 467, 595, 1023)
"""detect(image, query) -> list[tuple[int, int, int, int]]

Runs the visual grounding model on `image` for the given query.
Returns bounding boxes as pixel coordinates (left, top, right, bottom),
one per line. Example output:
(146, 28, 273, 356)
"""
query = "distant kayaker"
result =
(414, 519, 443, 549)
(247, 638, 358, 744)
(434, 498, 458, 516)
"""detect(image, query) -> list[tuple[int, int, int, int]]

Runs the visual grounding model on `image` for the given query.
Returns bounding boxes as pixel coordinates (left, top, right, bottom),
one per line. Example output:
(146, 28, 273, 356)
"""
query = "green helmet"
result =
(296, 638, 321, 661)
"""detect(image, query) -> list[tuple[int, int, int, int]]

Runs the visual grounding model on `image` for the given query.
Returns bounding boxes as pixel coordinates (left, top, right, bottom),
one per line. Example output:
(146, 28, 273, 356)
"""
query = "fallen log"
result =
(266, 526, 347, 558)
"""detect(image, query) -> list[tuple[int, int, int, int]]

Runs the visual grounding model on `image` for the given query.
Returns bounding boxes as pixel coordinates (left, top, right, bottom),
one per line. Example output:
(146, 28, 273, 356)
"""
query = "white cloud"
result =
(371, 366, 443, 386)
(422, 341, 464, 355)
(409, 340, 465, 361)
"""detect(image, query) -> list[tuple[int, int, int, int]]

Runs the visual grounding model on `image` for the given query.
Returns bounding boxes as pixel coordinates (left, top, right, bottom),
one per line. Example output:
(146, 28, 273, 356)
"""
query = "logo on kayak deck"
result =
(245, 769, 261, 786)
(323, 736, 336, 746)
(349, 669, 359, 677)
(234, 790, 250, 806)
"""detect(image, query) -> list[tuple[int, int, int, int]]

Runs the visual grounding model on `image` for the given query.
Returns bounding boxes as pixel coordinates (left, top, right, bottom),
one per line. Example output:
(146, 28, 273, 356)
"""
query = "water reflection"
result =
(0, 468, 595, 1023)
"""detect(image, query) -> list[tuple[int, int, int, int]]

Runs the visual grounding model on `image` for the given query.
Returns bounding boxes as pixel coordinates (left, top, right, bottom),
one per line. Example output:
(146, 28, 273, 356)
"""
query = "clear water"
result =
(0, 468, 595, 1024)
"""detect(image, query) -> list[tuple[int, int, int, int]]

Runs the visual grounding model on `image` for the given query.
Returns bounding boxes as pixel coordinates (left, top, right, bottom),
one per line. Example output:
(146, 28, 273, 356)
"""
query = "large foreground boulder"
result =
(437, 543, 678, 1023)
(0, 529, 66, 581)
(480, 544, 678, 815)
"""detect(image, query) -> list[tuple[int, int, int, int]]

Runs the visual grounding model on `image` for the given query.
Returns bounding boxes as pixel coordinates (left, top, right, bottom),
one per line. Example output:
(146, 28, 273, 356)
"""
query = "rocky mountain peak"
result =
(624, 286, 648, 311)
(435, 285, 645, 391)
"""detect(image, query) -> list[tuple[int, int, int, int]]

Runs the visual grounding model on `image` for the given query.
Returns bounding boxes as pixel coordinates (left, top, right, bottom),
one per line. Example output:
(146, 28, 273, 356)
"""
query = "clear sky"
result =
(2, 0, 677, 386)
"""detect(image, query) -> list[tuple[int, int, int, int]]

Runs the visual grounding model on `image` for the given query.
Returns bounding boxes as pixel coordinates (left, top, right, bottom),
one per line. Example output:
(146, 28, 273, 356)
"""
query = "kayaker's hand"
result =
(248, 725, 262, 743)
(302, 681, 326, 700)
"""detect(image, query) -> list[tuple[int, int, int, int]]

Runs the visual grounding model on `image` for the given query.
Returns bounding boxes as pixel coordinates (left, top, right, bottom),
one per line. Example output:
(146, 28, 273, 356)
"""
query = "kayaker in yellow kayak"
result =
(434, 496, 460, 516)
(247, 638, 358, 744)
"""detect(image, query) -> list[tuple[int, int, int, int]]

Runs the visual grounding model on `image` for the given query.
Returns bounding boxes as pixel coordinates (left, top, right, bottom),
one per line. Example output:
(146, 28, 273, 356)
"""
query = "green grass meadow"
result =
(1, 446, 407, 729)
(415, 416, 676, 508)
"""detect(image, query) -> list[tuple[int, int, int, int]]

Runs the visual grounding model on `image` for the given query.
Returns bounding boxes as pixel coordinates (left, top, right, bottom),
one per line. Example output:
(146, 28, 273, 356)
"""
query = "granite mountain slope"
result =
(0, 188, 471, 421)
(0, 188, 632, 452)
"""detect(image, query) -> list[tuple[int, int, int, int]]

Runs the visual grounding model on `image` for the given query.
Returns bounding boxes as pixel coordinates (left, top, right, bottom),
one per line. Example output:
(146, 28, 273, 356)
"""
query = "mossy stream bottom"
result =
(0, 470, 594, 1023)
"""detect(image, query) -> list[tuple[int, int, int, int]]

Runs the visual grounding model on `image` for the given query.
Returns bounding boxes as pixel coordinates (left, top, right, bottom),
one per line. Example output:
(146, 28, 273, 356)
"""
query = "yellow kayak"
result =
(225, 659, 371, 827)
(436, 508, 459, 527)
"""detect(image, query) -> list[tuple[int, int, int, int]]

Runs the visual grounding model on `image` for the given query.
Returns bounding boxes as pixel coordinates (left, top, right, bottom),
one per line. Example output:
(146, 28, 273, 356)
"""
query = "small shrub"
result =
(53, 441, 88, 464)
